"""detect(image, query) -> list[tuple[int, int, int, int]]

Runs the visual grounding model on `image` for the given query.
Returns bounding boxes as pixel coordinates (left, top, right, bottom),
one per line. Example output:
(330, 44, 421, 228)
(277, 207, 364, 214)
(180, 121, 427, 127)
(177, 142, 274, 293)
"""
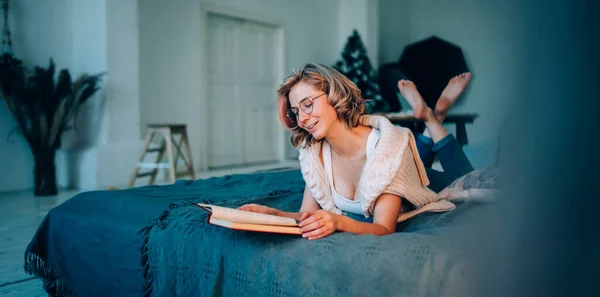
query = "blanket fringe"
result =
(24, 251, 77, 297)
(138, 200, 203, 297)
(138, 189, 299, 297)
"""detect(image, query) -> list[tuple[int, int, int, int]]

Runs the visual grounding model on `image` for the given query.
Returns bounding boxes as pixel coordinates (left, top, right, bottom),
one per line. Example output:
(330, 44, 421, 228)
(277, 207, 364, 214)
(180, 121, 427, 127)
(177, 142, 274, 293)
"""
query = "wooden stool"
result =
(128, 124, 196, 187)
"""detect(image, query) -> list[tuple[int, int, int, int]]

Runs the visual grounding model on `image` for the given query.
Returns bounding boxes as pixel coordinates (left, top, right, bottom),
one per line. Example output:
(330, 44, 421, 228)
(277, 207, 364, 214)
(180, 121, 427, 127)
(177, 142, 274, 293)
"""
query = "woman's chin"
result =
(310, 129, 324, 140)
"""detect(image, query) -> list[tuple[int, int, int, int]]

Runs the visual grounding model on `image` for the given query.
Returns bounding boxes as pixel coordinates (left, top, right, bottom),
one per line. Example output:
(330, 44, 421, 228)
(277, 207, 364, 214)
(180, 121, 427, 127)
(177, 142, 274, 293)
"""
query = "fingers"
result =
(239, 204, 280, 216)
(299, 211, 336, 240)
(302, 224, 334, 240)
(299, 218, 324, 233)
(299, 212, 310, 221)
(307, 232, 330, 240)
(237, 204, 254, 210)
(238, 204, 261, 212)
(298, 211, 320, 228)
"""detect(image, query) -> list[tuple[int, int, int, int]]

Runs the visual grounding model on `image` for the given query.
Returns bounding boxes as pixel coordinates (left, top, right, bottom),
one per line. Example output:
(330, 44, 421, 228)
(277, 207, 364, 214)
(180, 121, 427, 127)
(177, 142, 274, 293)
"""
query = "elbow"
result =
(377, 225, 395, 236)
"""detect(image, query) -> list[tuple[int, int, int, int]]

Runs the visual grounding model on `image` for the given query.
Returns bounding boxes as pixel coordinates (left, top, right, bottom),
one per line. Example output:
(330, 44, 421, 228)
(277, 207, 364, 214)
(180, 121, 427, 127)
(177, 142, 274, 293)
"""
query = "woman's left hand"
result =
(298, 210, 340, 240)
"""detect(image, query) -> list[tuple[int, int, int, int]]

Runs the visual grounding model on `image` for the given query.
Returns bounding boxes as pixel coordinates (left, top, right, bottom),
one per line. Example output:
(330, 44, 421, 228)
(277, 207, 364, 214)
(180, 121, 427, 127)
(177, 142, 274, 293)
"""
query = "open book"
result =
(197, 204, 301, 235)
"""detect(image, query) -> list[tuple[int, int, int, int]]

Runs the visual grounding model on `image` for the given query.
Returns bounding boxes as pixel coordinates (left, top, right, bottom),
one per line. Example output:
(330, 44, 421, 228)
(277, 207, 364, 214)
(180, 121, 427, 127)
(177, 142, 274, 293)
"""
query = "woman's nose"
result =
(298, 111, 310, 124)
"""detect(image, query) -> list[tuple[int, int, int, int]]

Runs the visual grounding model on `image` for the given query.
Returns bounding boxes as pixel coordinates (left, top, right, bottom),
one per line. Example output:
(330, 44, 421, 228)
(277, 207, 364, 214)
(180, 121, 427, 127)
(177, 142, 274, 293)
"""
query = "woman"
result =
(240, 63, 471, 240)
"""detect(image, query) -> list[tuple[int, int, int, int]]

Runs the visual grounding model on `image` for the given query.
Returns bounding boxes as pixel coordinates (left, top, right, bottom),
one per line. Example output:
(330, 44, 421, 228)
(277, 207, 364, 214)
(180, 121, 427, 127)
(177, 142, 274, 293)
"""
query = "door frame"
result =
(199, 3, 287, 171)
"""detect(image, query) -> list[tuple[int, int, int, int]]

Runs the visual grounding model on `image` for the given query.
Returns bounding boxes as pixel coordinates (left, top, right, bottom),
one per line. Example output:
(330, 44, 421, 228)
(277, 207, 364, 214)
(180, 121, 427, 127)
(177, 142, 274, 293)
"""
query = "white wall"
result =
(92, 0, 141, 189)
(0, 103, 34, 192)
(0, 0, 75, 192)
(0, 0, 140, 192)
(339, 0, 379, 66)
(378, 0, 515, 143)
(378, 0, 409, 65)
(5, 0, 519, 191)
(139, 0, 344, 171)
(2, 0, 373, 192)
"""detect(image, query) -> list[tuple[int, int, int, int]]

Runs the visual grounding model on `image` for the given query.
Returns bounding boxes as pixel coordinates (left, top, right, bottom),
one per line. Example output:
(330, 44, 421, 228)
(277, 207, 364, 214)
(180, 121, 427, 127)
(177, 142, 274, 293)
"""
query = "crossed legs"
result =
(397, 73, 474, 192)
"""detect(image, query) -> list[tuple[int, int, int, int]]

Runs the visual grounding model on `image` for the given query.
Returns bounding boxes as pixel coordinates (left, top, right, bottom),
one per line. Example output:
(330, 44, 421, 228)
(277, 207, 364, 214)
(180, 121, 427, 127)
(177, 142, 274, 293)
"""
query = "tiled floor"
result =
(0, 162, 299, 296)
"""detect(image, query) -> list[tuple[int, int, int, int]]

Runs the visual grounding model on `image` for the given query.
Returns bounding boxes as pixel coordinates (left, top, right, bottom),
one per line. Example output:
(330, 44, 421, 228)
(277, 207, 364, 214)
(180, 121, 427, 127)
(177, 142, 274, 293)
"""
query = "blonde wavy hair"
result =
(277, 63, 366, 148)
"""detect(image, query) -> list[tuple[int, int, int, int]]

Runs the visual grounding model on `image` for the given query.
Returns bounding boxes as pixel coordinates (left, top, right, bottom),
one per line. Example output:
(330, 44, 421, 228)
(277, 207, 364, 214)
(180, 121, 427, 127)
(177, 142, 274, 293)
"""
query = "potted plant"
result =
(0, 53, 104, 196)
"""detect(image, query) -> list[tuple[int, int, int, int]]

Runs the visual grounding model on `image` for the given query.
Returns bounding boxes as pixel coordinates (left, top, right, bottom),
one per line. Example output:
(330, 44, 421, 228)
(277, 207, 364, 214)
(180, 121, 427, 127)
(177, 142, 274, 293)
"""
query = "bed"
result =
(24, 169, 489, 296)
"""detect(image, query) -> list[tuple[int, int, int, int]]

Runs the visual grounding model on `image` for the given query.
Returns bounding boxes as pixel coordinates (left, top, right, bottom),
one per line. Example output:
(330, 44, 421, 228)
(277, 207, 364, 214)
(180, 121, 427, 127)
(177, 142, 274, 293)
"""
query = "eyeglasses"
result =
(287, 93, 326, 123)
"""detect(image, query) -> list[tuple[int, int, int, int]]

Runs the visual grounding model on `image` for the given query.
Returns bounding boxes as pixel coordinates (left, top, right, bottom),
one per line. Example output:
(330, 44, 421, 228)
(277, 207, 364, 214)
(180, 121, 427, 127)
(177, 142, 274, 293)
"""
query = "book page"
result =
(197, 204, 298, 226)
(210, 218, 301, 235)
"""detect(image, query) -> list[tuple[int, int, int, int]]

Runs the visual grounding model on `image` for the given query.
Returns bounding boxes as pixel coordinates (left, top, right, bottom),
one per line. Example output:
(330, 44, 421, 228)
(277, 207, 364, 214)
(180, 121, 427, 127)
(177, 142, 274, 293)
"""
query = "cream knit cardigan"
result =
(298, 115, 455, 222)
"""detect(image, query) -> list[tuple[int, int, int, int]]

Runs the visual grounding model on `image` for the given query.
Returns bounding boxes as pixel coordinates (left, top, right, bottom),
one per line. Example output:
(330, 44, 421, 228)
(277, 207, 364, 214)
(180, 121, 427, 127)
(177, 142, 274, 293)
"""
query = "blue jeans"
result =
(416, 134, 474, 193)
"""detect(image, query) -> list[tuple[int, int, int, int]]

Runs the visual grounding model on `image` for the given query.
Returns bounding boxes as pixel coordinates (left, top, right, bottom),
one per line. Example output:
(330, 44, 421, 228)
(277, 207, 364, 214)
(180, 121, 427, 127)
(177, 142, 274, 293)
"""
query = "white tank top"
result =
(323, 128, 381, 215)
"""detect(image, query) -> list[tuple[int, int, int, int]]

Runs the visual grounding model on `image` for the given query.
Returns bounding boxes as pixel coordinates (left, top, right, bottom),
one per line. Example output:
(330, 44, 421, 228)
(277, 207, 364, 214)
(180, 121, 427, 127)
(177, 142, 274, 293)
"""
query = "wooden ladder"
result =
(128, 124, 196, 187)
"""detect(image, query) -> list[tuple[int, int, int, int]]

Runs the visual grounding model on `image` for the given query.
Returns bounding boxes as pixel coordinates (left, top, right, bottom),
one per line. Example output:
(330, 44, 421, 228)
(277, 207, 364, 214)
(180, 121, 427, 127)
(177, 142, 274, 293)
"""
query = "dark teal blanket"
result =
(25, 169, 483, 296)
(24, 169, 305, 296)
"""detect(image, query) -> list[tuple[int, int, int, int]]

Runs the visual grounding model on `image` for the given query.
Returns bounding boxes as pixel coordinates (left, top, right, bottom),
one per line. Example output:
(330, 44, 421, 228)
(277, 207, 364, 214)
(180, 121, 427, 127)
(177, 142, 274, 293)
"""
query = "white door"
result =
(206, 14, 281, 168)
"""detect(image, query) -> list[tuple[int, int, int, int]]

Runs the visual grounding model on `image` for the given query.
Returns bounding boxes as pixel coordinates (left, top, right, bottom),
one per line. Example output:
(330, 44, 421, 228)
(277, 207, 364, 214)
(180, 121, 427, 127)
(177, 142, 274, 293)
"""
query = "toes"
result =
(454, 72, 471, 81)
(451, 73, 472, 84)
(464, 72, 472, 81)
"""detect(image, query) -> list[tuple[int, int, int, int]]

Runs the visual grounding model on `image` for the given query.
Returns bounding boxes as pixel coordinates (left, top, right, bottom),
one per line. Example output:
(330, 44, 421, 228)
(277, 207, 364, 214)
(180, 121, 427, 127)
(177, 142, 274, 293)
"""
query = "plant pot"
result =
(34, 150, 58, 196)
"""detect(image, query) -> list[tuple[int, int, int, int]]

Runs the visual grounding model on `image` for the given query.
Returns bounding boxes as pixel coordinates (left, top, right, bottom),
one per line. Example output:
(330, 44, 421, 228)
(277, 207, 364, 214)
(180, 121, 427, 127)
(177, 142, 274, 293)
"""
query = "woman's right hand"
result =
(238, 204, 279, 216)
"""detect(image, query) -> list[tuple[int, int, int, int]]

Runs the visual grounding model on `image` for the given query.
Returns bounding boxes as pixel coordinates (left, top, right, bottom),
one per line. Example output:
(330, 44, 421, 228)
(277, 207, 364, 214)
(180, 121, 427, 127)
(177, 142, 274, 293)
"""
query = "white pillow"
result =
(437, 168, 501, 203)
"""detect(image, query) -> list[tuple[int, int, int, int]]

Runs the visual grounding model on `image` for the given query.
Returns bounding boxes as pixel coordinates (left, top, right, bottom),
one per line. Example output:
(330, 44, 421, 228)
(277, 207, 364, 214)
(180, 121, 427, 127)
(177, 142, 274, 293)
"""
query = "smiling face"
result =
(287, 81, 339, 140)
(277, 63, 366, 148)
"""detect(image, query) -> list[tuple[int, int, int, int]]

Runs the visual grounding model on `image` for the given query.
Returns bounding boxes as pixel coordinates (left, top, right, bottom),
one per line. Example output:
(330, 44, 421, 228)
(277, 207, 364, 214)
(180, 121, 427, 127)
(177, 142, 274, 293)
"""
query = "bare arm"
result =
(299, 193, 402, 239)
(337, 193, 402, 235)
(239, 186, 321, 221)
(274, 186, 321, 220)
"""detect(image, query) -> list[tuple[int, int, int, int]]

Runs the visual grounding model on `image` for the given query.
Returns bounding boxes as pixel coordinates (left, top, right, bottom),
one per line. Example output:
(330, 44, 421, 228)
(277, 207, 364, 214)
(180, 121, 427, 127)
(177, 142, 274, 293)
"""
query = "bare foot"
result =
(422, 106, 436, 123)
(435, 72, 472, 115)
(398, 80, 427, 119)
(420, 105, 449, 124)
